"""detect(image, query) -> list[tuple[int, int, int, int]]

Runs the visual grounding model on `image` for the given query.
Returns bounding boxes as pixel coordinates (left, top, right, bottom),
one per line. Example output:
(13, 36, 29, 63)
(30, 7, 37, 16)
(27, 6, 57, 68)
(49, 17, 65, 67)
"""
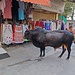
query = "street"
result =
(0, 42, 75, 75)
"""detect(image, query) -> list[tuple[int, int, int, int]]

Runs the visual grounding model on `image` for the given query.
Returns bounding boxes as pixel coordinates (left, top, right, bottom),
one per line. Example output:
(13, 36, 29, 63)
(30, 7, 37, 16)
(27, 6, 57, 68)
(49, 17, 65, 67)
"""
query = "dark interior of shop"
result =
(12, 0, 19, 22)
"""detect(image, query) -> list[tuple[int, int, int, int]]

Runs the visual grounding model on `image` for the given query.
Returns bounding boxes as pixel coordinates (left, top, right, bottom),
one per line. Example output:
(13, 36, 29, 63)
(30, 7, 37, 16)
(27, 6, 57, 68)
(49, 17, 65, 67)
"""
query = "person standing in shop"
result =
(67, 25, 75, 43)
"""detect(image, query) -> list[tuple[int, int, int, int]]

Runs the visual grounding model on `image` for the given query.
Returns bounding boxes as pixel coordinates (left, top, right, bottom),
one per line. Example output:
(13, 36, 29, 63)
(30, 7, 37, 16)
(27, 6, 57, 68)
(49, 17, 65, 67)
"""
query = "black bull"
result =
(24, 28, 74, 59)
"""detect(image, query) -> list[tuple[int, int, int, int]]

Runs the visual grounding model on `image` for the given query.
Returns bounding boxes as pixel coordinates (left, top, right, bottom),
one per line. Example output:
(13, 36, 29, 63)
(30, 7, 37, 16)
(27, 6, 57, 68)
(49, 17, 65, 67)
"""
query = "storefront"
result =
(28, 0, 65, 21)
(32, 10, 58, 21)
(0, 0, 24, 46)
(0, 0, 65, 46)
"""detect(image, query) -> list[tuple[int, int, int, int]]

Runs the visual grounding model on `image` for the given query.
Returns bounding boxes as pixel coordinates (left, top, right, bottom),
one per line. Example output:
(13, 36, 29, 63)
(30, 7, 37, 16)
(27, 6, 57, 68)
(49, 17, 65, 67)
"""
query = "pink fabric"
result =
(3, 7, 12, 19)
(0, 0, 5, 14)
(3, 0, 12, 19)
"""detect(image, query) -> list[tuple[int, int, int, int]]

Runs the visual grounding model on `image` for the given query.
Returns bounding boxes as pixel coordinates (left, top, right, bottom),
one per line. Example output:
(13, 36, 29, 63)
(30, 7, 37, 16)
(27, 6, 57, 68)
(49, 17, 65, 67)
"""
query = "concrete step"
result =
(0, 47, 10, 60)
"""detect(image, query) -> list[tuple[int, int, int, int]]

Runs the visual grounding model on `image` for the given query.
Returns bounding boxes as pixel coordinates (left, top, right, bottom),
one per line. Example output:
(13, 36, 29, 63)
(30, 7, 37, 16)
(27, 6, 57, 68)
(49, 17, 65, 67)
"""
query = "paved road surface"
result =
(0, 42, 75, 75)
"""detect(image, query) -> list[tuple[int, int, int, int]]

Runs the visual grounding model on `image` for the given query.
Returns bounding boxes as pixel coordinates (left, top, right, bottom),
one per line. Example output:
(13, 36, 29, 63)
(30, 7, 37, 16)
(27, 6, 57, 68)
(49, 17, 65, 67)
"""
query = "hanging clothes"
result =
(18, 1, 25, 10)
(45, 20, 51, 30)
(2, 23, 13, 45)
(3, 0, 12, 19)
(0, 10, 3, 23)
(35, 21, 44, 29)
(39, 21, 44, 28)
(12, 0, 19, 21)
(64, 23, 67, 30)
(0, 0, 5, 14)
(29, 20, 34, 30)
(50, 21, 54, 31)
(61, 21, 64, 30)
(13, 24, 24, 44)
(35, 21, 39, 28)
(18, 1, 25, 20)
(22, 24, 28, 36)
(18, 8, 24, 20)
(57, 20, 61, 30)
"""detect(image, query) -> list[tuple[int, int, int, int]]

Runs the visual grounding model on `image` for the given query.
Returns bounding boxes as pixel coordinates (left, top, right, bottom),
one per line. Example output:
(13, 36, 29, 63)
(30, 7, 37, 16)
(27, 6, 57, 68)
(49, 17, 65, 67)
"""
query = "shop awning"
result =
(21, 0, 50, 6)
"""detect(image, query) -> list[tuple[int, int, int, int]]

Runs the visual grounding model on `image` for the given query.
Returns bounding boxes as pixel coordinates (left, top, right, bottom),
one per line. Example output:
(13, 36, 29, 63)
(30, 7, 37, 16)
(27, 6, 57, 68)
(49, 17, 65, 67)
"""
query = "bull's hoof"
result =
(39, 55, 42, 57)
(39, 55, 45, 57)
(58, 55, 62, 58)
(66, 58, 69, 60)
(58, 56, 60, 58)
(42, 54, 45, 57)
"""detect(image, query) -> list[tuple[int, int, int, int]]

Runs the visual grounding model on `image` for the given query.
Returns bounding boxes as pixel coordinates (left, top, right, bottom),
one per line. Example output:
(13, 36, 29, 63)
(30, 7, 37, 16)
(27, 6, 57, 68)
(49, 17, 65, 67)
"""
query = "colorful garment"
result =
(13, 24, 24, 43)
(45, 21, 51, 30)
(18, 1, 24, 9)
(2, 23, 13, 45)
(3, 0, 12, 19)
(18, 8, 24, 20)
(0, 0, 5, 14)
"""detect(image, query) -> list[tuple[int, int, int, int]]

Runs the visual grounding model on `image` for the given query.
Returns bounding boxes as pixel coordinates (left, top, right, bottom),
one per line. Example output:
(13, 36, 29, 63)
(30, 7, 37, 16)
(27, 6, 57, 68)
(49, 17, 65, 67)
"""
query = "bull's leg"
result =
(42, 47, 45, 57)
(58, 45, 66, 58)
(39, 47, 45, 57)
(40, 48, 42, 57)
(66, 44, 72, 60)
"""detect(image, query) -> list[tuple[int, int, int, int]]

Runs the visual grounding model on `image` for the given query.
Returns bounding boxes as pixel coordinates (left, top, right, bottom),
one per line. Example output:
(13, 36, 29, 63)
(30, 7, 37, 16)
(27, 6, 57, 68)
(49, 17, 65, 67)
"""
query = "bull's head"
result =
(24, 30, 31, 40)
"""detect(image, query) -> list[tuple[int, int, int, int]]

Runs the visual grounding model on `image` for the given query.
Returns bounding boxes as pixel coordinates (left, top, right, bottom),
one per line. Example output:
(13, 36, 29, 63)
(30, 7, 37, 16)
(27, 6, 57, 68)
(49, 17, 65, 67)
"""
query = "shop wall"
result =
(33, 11, 58, 21)
(56, 14, 58, 20)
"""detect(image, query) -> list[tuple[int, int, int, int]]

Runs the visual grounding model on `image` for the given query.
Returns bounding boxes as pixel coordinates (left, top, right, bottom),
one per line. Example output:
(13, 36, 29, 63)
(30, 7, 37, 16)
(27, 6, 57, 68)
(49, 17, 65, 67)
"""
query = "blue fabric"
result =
(18, 1, 25, 9)
(61, 22, 64, 30)
(45, 22, 51, 30)
(18, 8, 24, 20)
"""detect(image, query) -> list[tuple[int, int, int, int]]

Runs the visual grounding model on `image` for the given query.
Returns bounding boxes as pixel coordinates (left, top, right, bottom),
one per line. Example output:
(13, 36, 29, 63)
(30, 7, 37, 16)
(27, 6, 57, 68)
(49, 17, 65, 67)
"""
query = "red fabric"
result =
(13, 25, 16, 41)
(35, 21, 39, 27)
(3, 0, 12, 19)
(39, 21, 44, 28)
(3, 7, 12, 19)
(35, 21, 44, 28)
(13, 25, 24, 43)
